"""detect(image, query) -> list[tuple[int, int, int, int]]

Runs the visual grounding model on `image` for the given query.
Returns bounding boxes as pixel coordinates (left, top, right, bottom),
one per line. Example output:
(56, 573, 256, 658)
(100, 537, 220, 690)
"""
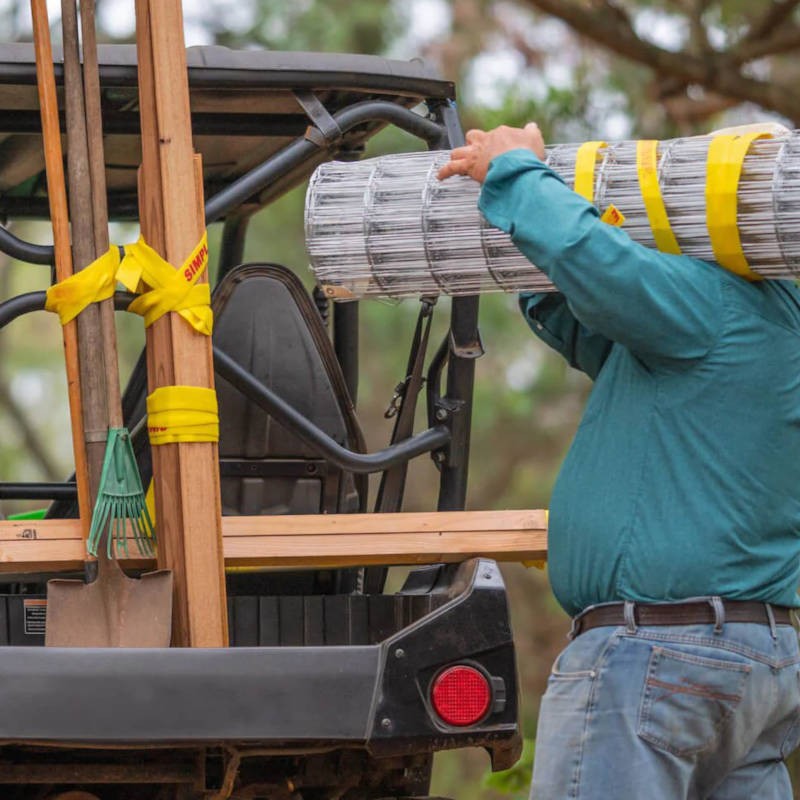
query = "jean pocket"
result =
(550, 630, 617, 681)
(637, 646, 751, 757)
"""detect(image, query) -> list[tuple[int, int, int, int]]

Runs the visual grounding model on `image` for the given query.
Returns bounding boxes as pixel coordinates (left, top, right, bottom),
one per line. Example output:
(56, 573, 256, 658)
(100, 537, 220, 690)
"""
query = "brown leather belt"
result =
(571, 600, 794, 638)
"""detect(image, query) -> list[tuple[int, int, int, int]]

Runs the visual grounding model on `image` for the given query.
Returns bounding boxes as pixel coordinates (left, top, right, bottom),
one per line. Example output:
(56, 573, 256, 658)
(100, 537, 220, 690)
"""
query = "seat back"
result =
(116, 263, 367, 595)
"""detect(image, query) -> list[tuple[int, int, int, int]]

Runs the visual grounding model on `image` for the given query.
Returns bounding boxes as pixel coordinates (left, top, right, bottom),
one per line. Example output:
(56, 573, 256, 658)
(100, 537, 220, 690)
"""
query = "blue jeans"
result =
(531, 607, 800, 799)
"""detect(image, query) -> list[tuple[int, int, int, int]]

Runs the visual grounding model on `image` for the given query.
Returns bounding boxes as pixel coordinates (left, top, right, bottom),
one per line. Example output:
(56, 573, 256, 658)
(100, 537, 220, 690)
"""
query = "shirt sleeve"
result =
(479, 149, 724, 364)
(519, 292, 613, 380)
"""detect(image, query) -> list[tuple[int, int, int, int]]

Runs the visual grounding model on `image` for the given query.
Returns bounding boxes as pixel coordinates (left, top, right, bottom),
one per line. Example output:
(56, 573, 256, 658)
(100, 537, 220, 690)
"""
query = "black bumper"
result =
(0, 559, 521, 769)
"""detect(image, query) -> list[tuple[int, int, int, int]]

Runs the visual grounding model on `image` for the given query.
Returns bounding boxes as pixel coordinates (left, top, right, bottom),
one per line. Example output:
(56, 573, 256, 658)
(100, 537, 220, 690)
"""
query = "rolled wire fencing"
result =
(305, 131, 800, 300)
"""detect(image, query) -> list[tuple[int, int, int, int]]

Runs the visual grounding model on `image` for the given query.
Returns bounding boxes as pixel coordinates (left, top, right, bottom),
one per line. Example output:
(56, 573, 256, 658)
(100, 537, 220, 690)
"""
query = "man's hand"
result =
(437, 122, 546, 184)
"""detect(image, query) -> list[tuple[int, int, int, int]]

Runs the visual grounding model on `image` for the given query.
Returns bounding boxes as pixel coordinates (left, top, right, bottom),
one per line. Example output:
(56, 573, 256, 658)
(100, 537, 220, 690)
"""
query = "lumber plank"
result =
(221, 509, 547, 536)
(134, 0, 227, 647)
(0, 511, 548, 572)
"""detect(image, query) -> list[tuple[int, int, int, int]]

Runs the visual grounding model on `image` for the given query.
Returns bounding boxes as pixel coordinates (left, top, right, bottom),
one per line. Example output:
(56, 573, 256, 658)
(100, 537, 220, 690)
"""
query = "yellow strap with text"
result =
(574, 141, 608, 203)
(636, 140, 681, 255)
(706, 131, 772, 281)
(600, 204, 626, 227)
(118, 232, 213, 335)
(146, 385, 219, 446)
(44, 246, 120, 325)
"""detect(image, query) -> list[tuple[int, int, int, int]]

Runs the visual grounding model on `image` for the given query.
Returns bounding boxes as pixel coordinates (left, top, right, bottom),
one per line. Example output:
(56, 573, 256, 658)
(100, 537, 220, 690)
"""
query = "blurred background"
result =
(0, 0, 798, 796)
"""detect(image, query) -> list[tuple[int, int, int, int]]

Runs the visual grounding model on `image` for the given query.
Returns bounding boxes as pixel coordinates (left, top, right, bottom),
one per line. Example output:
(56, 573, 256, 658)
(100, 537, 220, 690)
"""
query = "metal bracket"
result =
(448, 327, 484, 359)
(294, 90, 343, 148)
(429, 397, 465, 470)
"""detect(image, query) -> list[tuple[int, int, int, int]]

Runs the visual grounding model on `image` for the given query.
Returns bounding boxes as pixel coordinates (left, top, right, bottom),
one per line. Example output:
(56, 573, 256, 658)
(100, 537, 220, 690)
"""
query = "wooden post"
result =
(134, 0, 227, 647)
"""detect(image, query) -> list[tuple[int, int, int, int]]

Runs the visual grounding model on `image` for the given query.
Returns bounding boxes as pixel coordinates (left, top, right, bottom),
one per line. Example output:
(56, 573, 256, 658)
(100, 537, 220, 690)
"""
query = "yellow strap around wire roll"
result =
(118, 232, 213, 335)
(637, 140, 681, 255)
(44, 246, 120, 325)
(574, 141, 608, 203)
(146, 385, 219, 446)
(706, 131, 773, 281)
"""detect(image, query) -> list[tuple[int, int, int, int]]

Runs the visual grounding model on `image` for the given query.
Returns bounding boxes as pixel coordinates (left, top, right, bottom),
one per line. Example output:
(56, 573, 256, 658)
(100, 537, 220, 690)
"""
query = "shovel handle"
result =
(30, 0, 92, 531)
(80, 0, 124, 428)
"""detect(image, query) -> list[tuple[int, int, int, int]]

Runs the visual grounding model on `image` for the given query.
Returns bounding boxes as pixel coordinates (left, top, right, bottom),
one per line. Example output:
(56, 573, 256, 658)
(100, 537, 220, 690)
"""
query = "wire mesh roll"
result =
(305, 130, 800, 300)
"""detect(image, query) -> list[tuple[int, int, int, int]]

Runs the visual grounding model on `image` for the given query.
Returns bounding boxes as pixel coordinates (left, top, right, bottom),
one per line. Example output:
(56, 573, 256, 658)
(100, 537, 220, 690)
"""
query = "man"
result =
(439, 124, 800, 799)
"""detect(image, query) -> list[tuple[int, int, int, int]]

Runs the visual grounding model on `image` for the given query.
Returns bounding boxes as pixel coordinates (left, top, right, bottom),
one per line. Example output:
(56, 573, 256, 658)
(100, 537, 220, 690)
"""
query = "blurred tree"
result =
(518, 0, 800, 126)
(420, 0, 800, 137)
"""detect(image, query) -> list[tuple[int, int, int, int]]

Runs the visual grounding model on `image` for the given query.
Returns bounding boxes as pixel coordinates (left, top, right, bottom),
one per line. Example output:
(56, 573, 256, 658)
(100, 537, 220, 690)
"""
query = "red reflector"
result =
(430, 665, 491, 727)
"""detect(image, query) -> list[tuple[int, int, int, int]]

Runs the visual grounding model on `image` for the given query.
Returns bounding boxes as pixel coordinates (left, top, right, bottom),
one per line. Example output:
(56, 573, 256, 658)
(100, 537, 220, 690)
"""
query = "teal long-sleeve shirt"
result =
(478, 149, 800, 616)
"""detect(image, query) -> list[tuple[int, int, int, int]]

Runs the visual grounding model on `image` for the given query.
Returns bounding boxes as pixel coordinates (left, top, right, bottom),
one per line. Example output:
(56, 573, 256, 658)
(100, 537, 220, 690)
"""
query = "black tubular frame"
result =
(428, 100, 481, 511)
(204, 100, 445, 223)
(213, 348, 450, 473)
(0, 291, 451, 500)
(2, 100, 446, 266)
(0, 96, 478, 511)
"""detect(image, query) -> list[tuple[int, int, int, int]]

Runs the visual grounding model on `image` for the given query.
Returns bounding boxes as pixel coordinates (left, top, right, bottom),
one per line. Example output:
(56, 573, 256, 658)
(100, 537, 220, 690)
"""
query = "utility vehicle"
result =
(0, 44, 521, 799)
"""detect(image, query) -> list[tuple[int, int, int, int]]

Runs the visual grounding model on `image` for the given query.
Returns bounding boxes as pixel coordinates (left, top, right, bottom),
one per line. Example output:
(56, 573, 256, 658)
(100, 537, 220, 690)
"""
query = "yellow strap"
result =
(706, 131, 773, 281)
(600, 204, 625, 227)
(44, 246, 120, 326)
(119, 232, 213, 335)
(636, 140, 681, 255)
(523, 508, 548, 570)
(573, 141, 607, 203)
(146, 385, 219, 446)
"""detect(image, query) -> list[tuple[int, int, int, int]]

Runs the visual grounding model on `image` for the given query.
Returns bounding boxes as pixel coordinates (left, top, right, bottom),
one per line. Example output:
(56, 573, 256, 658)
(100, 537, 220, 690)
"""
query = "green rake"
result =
(88, 427, 155, 559)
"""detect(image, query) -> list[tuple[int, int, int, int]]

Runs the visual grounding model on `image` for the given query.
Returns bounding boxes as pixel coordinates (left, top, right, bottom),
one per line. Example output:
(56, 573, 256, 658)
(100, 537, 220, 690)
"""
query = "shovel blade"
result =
(45, 560, 173, 648)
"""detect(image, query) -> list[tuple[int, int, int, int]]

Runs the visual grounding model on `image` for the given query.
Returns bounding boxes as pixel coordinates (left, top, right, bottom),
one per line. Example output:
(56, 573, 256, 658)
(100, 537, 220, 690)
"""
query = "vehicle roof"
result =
(0, 44, 454, 219)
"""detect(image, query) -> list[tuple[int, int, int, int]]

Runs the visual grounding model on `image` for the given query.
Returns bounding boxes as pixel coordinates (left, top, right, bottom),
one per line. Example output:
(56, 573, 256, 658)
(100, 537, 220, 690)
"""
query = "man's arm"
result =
(438, 125, 723, 365)
(480, 150, 722, 363)
(520, 292, 612, 380)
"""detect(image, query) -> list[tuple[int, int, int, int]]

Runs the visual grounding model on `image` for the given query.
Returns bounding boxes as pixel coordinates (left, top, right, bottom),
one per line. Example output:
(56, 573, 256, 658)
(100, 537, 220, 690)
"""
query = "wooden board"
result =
(0, 511, 548, 573)
(134, 0, 227, 647)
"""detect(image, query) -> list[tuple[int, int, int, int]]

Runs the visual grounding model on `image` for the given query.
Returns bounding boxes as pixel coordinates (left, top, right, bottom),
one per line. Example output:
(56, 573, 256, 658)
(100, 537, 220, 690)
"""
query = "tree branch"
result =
(522, 0, 800, 122)
(686, 0, 711, 55)
(732, 24, 800, 63)
(745, 0, 800, 43)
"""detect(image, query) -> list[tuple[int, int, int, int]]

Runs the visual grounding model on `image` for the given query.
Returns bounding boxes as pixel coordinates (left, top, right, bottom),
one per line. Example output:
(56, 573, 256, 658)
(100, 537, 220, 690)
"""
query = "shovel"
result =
(46, 430, 172, 647)
(32, 0, 172, 647)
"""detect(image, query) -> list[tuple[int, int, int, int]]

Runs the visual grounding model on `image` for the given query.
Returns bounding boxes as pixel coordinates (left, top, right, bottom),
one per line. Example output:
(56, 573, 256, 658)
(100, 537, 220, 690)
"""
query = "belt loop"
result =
(624, 601, 637, 633)
(710, 596, 725, 634)
(766, 603, 778, 640)
(568, 616, 579, 640)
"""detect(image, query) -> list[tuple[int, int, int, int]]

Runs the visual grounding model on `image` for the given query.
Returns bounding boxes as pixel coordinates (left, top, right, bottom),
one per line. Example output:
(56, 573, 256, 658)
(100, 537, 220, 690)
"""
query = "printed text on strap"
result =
(118, 232, 213, 334)
(146, 385, 219, 446)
